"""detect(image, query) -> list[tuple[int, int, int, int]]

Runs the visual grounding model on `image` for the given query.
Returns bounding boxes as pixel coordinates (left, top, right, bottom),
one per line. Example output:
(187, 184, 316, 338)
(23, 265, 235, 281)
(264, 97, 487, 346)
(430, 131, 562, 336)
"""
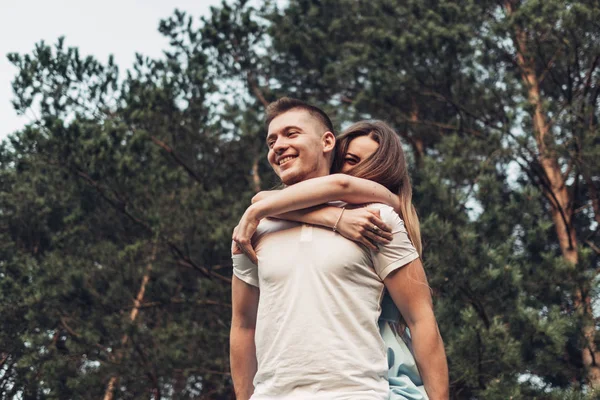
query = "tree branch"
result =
(247, 71, 269, 108)
(149, 135, 205, 187)
(124, 298, 231, 310)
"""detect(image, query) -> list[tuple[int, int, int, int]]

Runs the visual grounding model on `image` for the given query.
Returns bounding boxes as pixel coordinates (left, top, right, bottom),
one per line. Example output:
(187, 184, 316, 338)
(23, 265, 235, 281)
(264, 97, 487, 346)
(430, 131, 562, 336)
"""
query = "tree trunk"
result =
(504, 0, 600, 387)
(410, 97, 425, 168)
(405, 96, 425, 168)
(581, 167, 600, 228)
(247, 71, 267, 194)
(103, 378, 117, 400)
(252, 156, 262, 193)
(103, 243, 158, 400)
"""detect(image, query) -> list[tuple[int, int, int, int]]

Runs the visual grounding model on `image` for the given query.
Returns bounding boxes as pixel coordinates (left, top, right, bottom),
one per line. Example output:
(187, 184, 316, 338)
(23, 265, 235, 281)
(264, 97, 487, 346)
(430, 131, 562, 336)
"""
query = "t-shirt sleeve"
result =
(371, 205, 420, 280)
(232, 253, 259, 287)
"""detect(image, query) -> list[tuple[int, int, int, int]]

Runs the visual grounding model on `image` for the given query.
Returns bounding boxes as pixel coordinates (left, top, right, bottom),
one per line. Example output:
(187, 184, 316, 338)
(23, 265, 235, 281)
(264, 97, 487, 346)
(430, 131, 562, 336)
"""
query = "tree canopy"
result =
(1, 1, 599, 398)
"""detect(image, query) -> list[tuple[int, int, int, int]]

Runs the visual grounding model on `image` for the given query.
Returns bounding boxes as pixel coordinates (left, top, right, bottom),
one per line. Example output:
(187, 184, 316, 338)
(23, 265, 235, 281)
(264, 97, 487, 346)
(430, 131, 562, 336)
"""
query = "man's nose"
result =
(272, 137, 288, 154)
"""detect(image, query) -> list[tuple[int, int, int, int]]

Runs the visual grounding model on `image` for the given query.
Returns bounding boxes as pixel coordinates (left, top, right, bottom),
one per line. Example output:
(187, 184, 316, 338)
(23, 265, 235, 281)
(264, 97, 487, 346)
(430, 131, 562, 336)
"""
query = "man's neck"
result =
(295, 171, 330, 184)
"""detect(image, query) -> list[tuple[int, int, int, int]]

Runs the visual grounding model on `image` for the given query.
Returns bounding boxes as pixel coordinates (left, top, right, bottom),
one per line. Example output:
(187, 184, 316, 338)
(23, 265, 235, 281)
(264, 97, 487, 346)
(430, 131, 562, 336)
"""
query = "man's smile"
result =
(278, 155, 297, 166)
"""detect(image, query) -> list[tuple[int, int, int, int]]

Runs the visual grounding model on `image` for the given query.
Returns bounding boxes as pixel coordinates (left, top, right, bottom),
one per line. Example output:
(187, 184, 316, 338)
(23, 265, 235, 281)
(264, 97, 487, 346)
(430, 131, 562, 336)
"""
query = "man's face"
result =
(266, 109, 333, 185)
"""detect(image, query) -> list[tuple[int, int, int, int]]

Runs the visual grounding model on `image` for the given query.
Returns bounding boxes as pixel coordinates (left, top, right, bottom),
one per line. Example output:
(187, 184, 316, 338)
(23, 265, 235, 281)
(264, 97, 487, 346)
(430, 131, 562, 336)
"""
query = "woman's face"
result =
(340, 135, 379, 173)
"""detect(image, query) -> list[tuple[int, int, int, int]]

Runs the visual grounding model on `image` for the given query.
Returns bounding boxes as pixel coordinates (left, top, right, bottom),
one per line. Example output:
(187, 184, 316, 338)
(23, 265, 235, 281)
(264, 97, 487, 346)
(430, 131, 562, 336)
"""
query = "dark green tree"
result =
(2, 0, 599, 398)
(2, 11, 264, 397)
(251, 0, 600, 397)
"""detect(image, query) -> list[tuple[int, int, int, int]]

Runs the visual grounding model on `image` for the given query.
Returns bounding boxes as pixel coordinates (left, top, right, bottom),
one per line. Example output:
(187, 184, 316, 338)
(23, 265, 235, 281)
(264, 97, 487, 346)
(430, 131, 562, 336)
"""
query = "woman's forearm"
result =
(273, 206, 341, 229)
(251, 190, 279, 204)
(232, 176, 396, 258)
(409, 317, 449, 400)
(248, 174, 397, 221)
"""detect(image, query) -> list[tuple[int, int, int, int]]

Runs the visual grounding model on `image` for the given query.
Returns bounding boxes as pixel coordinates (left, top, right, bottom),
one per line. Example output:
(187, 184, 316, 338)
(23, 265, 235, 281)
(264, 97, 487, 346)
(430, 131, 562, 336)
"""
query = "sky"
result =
(0, 0, 223, 140)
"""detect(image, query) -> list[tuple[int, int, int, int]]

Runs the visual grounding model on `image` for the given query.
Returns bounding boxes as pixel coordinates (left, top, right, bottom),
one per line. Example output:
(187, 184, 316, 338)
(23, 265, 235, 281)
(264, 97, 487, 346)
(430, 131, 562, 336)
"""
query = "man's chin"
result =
(280, 170, 303, 186)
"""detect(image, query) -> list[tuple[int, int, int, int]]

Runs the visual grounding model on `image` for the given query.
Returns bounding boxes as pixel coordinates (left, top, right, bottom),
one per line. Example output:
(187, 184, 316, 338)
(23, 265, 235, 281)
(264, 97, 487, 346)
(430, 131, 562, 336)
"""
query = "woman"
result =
(233, 121, 448, 399)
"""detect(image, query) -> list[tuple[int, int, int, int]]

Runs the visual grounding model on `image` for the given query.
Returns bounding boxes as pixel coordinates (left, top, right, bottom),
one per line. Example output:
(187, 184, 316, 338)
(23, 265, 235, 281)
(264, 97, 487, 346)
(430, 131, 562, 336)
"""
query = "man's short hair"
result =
(265, 97, 335, 135)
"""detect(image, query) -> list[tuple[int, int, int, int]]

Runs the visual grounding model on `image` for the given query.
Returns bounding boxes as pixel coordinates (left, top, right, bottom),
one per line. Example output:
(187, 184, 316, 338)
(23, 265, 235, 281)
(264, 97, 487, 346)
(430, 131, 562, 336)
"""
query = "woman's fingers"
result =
(232, 225, 258, 263)
(365, 220, 392, 241)
(232, 240, 243, 255)
(363, 228, 391, 245)
(366, 210, 392, 233)
(357, 235, 378, 251)
(329, 207, 393, 249)
(236, 239, 258, 264)
(354, 211, 391, 241)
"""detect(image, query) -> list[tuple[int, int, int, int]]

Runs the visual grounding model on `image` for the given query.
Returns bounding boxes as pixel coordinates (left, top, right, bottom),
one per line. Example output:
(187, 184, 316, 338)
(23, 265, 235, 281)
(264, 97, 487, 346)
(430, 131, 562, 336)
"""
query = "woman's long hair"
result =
(332, 121, 422, 256)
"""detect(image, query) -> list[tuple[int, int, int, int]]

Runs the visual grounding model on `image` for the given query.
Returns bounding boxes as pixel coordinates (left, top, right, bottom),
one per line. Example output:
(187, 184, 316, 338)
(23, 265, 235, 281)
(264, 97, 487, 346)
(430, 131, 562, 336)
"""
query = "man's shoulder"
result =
(255, 218, 301, 240)
(364, 202, 394, 212)
(364, 203, 403, 226)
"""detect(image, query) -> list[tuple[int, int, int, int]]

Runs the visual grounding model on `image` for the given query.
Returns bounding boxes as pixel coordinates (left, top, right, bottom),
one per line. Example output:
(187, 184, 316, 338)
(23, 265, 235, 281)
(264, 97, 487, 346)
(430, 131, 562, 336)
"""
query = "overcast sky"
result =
(0, 0, 223, 140)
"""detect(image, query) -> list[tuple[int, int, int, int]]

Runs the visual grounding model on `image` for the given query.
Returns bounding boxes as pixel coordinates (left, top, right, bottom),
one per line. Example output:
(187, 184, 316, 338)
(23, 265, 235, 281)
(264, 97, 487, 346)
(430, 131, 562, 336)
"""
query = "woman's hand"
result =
(232, 206, 260, 264)
(231, 239, 242, 255)
(251, 190, 280, 204)
(335, 207, 393, 251)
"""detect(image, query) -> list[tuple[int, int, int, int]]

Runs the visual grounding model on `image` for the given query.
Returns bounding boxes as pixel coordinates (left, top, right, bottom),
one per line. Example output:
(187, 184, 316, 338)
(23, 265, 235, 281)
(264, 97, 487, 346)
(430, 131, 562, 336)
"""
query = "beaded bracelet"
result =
(332, 207, 346, 232)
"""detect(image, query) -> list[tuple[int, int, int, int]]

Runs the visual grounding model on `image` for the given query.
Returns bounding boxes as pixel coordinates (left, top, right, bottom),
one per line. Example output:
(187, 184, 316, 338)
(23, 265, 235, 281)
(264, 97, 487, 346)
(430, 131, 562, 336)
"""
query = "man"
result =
(230, 98, 448, 399)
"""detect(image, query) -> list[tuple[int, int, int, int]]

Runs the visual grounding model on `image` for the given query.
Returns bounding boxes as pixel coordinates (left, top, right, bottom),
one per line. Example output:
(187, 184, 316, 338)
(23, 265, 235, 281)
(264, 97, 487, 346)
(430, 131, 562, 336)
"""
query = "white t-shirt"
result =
(233, 204, 419, 400)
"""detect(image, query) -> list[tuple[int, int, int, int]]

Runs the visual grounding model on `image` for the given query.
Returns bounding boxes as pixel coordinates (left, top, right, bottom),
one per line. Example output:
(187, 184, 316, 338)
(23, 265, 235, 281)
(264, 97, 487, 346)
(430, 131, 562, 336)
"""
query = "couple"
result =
(230, 97, 448, 400)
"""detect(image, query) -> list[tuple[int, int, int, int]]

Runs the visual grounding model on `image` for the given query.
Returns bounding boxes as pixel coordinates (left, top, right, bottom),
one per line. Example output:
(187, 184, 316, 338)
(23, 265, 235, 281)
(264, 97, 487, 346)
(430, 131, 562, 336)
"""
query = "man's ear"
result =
(321, 131, 336, 155)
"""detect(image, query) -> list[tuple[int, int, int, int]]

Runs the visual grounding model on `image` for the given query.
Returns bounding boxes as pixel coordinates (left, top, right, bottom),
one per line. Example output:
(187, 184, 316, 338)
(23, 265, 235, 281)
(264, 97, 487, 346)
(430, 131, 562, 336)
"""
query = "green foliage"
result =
(1, 0, 599, 398)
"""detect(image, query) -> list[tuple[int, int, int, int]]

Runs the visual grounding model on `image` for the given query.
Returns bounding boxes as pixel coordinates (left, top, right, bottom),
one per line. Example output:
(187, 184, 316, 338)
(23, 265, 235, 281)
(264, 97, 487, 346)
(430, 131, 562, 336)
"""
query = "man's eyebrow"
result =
(266, 126, 304, 142)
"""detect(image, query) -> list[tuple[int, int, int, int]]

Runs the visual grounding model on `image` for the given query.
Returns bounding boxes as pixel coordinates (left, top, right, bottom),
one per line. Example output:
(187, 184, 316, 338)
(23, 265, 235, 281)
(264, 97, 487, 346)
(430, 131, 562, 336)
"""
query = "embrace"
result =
(230, 98, 449, 400)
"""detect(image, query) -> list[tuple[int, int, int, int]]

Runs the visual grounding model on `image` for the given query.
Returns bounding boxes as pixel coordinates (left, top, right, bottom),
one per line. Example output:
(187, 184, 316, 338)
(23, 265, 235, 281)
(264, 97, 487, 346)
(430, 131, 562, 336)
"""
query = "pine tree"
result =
(2, 15, 265, 397)
(2, 0, 599, 398)
(253, 0, 600, 396)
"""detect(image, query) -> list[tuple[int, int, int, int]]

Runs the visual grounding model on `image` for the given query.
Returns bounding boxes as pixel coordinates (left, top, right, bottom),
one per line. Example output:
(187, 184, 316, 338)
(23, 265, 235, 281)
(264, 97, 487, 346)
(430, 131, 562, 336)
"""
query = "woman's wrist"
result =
(332, 207, 346, 232)
(247, 203, 265, 222)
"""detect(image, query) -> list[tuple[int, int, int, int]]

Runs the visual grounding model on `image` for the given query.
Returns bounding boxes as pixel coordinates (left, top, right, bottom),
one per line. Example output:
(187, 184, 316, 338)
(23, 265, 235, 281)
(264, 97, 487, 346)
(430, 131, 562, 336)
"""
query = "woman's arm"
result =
(233, 175, 398, 262)
(232, 204, 394, 263)
(251, 190, 279, 204)
(384, 260, 449, 400)
(275, 206, 393, 251)
(251, 174, 399, 218)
